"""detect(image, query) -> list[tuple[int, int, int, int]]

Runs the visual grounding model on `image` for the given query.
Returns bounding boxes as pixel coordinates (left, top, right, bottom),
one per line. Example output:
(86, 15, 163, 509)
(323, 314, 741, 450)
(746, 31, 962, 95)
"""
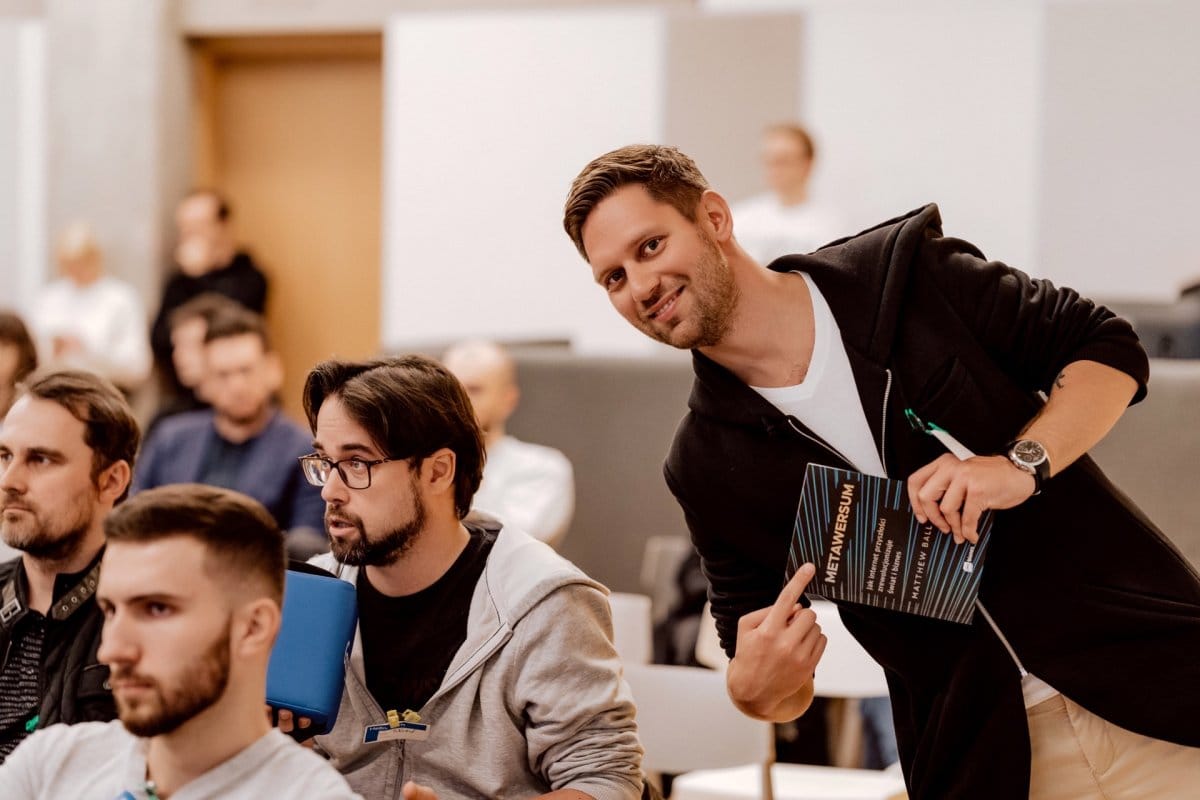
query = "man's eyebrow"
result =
(99, 592, 187, 607)
(25, 447, 66, 461)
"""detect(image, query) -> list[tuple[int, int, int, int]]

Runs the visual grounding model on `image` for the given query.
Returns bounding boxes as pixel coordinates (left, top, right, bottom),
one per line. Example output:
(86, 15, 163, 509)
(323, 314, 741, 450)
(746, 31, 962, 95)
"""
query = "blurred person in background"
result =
(0, 313, 38, 428)
(733, 123, 847, 264)
(146, 293, 244, 434)
(0, 371, 139, 763)
(442, 340, 575, 548)
(150, 189, 268, 394)
(134, 309, 325, 558)
(28, 223, 151, 393)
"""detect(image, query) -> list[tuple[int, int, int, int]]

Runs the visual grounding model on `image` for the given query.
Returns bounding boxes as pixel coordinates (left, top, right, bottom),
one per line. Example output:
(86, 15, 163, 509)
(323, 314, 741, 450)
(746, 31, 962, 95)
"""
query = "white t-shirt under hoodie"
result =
(751, 273, 1058, 709)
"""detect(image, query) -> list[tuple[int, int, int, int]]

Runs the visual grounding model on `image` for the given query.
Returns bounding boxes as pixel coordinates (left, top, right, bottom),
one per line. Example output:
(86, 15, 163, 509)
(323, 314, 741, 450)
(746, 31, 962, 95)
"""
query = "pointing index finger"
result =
(768, 563, 816, 627)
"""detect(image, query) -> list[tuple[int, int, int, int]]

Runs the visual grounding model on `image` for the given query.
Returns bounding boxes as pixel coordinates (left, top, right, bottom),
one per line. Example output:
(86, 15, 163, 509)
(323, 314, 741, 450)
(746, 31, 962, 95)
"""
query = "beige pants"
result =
(1026, 693, 1200, 799)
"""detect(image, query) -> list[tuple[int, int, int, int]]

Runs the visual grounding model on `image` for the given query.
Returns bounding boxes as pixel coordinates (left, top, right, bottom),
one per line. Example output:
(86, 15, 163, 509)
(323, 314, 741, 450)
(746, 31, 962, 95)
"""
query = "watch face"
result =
(1013, 439, 1046, 464)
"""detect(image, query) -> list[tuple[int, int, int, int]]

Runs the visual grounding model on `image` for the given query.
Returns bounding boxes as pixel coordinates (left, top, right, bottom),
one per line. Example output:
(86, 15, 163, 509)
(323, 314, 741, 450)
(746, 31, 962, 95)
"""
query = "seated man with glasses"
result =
(293, 356, 643, 800)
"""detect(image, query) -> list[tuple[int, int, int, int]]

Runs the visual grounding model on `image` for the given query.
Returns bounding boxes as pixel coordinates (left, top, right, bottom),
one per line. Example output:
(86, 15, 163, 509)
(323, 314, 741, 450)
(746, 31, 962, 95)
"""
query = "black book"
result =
(788, 464, 993, 624)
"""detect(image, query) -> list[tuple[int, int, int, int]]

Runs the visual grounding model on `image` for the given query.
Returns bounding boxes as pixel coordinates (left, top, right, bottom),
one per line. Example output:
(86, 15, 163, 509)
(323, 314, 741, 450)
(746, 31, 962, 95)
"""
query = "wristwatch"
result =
(1007, 439, 1051, 495)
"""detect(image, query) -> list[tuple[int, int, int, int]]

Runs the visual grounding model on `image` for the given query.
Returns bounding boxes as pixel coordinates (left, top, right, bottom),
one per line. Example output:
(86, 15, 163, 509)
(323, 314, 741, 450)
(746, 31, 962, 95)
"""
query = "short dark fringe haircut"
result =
(303, 356, 485, 519)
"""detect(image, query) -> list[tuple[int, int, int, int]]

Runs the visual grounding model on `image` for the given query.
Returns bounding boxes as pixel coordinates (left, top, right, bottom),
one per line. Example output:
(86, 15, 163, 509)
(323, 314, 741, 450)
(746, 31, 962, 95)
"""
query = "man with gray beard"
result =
(0, 484, 361, 798)
(0, 370, 138, 762)
(296, 356, 643, 800)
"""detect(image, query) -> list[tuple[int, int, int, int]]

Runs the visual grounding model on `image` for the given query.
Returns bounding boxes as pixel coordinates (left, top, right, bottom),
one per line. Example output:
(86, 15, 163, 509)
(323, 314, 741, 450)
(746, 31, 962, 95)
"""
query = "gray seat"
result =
(1090, 358, 1200, 570)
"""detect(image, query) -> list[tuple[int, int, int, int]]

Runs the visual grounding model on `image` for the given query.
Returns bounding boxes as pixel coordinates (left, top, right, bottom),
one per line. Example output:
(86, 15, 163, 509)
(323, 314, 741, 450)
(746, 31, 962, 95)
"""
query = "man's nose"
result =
(0, 461, 25, 493)
(627, 264, 660, 304)
(320, 469, 349, 504)
(98, 612, 138, 667)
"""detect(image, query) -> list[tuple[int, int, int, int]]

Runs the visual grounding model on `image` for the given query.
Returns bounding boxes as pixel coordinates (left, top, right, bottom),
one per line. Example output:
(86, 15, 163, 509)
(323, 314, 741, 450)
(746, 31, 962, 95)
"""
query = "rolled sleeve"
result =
(508, 584, 643, 800)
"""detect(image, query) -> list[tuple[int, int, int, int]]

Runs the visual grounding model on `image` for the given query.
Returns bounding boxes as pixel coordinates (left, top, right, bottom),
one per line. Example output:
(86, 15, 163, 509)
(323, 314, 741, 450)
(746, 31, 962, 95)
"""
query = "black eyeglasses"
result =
(298, 454, 402, 490)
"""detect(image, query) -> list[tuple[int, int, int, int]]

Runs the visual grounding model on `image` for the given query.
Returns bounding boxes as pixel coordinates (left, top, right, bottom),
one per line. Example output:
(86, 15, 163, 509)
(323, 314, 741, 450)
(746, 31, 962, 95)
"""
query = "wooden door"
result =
(191, 35, 382, 421)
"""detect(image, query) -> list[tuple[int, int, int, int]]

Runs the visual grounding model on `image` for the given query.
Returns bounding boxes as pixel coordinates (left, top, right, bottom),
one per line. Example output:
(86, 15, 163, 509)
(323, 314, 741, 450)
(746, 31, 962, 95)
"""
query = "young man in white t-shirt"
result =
(0, 484, 361, 800)
(732, 123, 846, 264)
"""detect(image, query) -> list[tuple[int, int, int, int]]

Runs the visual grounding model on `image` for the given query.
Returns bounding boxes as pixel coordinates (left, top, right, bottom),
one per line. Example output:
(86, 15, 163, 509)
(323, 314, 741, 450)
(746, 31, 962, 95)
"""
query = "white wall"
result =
(1037, 0, 1200, 300)
(706, 0, 1200, 301)
(0, 19, 46, 312)
(383, 0, 1200, 352)
(802, 1, 1041, 271)
(382, 8, 670, 354)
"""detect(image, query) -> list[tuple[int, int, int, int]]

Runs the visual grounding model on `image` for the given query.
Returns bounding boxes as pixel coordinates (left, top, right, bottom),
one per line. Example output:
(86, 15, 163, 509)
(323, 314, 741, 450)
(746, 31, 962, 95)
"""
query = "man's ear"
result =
(423, 448, 458, 498)
(97, 460, 131, 505)
(697, 189, 735, 244)
(232, 597, 282, 659)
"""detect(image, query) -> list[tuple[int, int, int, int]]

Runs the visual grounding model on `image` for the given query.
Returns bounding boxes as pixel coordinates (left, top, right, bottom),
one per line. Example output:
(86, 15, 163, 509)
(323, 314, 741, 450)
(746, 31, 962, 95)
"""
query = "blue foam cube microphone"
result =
(267, 562, 358, 737)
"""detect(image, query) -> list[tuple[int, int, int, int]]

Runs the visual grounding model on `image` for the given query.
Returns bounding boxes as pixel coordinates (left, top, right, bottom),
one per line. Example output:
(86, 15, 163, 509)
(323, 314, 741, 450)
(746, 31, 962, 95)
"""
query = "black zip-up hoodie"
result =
(665, 204, 1200, 799)
(0, 549, 114, 761)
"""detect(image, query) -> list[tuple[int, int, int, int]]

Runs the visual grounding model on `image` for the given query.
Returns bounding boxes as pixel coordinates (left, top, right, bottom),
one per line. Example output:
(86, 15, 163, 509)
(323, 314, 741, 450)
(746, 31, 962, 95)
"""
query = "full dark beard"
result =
(116, 628, 231, 737)
(330, 492, 427, 568)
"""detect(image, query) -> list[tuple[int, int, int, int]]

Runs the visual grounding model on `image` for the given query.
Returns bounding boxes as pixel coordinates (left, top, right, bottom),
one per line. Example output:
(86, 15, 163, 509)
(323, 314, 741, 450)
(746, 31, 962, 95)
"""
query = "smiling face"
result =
(97, 537, 234, 737)
(314, 395, 427, 566)
(0, 396, 108, 561)
(581, 184, 739, 350)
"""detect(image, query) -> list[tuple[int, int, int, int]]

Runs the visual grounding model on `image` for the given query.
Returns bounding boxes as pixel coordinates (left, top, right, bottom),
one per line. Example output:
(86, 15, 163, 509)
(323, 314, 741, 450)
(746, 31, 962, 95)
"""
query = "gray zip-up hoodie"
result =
(310, 521, 644, 800)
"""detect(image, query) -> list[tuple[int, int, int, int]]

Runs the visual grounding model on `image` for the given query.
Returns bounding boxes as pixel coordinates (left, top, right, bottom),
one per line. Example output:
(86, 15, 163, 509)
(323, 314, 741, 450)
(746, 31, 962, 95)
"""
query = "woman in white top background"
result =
(28, 222, 152, 392)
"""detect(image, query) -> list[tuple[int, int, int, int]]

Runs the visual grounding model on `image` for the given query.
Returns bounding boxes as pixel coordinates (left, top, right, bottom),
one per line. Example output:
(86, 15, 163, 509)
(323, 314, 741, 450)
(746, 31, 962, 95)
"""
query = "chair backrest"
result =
(623, 662, 774, 776)
(695, 600, 890, 699)
(639, 534, 695, 623)
(608, 591, 654, 665)
(1089, 358, 1200, 570)
(808, 600, 890, 698)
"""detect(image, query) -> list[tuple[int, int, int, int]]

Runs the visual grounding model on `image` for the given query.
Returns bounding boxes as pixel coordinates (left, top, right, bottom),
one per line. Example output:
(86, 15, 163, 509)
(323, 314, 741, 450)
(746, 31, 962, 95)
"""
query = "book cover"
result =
(788, 464, 993, 624)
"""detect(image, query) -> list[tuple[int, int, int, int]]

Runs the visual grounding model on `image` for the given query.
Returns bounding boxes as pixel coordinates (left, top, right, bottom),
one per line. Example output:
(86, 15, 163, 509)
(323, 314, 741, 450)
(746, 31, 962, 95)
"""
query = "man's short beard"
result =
(642, 230, 738, 350)
(5, 522, 90, 563)
(115, 626, 231, 738)
(330, 487, 427, 568)
(1, 488, 96, 565)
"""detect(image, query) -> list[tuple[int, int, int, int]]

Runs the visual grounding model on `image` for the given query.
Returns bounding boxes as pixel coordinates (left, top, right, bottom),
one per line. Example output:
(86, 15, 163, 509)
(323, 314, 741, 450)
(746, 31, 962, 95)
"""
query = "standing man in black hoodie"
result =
(563, 145, 1200, 799)
(150, 189, 269, 394)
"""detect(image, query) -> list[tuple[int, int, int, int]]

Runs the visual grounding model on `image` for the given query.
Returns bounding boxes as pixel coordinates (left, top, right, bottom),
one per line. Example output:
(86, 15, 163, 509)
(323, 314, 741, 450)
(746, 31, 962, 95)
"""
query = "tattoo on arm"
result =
(1055, 371, 1066, 390)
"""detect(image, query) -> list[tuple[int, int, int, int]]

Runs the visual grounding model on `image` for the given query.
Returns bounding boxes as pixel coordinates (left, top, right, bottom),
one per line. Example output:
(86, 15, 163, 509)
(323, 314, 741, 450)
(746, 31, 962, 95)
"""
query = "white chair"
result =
(626, 662, 905, 800)
(623, 663, 775, 799)
(608, 591, 654, 665)
(668, 602, 905, 800)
